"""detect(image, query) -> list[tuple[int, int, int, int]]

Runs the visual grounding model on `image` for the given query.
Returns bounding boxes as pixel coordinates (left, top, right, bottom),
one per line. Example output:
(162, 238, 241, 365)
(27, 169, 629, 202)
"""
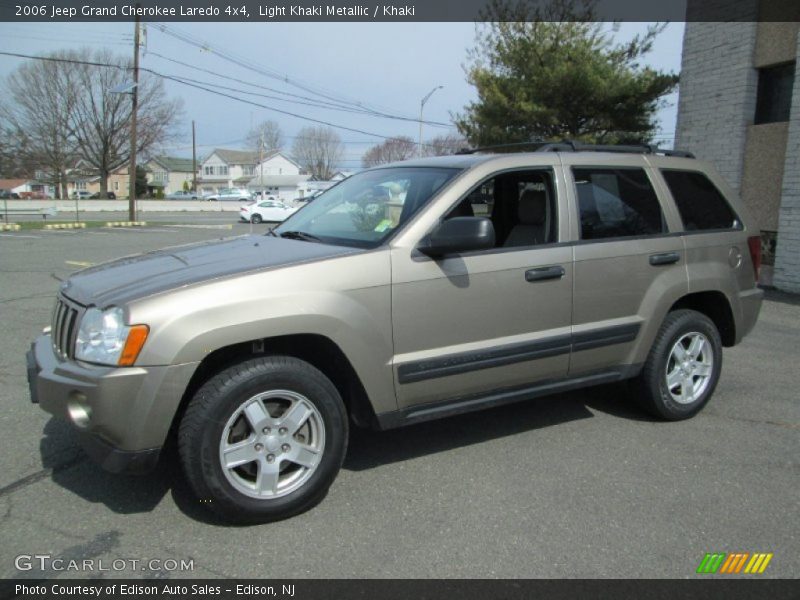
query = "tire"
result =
(251, 214, 263, 224)
(632, 309, 722, 420)
(178, 356, 348, 523)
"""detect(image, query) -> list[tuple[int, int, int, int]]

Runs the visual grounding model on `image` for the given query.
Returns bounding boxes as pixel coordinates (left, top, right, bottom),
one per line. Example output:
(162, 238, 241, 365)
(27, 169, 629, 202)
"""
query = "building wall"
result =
(675, 21, 759, 193)
(773, 36, 800, 293)
(741, 122, 789, 232)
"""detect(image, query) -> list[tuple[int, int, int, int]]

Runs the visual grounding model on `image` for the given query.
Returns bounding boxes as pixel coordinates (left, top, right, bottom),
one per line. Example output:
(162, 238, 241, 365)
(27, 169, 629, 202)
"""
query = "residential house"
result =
(144, 156, 196, 196)
(0, 178, 54, 199)
(247, 152, 309, 201)
(65, 161, 130, 198)
(197, 148, 260, 195)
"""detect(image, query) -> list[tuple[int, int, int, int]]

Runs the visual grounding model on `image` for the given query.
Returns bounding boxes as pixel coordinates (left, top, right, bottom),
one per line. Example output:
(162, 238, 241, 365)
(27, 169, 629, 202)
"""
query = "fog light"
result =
(67, 393, 92, 429)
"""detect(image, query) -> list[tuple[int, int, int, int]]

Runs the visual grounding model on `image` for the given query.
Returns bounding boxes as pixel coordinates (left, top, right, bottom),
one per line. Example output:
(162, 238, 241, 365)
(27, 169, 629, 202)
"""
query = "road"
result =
(0, 221, 797, 579)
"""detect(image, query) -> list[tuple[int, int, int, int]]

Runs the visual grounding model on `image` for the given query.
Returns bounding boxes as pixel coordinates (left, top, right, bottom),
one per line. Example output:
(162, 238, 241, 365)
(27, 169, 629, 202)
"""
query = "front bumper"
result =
(27, 334, 198, 474)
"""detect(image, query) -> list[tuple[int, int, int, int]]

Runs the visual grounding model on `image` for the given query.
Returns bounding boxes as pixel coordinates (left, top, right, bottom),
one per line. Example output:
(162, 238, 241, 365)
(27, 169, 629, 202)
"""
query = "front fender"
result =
(128, 250, 396, 414)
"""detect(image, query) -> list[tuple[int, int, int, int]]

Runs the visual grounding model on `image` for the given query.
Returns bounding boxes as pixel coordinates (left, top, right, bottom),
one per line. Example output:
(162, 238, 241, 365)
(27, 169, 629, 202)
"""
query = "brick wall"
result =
(773, 36, 800, 293)
(675, 22, 759, 193)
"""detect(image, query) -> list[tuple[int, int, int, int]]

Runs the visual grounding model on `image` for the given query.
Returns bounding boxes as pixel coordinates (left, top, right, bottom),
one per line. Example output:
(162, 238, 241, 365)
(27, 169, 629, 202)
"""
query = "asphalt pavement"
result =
(0, 220, 797, 579)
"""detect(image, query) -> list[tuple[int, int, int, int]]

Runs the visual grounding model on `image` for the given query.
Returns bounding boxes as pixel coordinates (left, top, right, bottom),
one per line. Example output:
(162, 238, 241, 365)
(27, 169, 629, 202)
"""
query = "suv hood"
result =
(61, 234, 361, 307)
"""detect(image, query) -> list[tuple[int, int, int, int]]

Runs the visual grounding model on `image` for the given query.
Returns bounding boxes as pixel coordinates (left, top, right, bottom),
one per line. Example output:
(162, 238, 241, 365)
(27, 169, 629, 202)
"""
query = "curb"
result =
(105, 221, 148, 227)
(44, 223, 87, 230)
(0, 223, 21, 231)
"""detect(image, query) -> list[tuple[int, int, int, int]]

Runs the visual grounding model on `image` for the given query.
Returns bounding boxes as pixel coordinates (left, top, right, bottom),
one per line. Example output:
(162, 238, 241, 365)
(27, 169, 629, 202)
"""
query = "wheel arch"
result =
(668, 291, 736, 347)
(167, 333, 379, 446)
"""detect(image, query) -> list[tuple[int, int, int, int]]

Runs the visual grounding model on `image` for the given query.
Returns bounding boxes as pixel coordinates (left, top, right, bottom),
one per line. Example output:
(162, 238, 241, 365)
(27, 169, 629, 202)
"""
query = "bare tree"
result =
(246, 120, 283, 156)
(423, 133, 468, 156)
(67, 48, 183, 195)
(361, 136, 417, 167)
(291, 126, 343, 180)
(1, 50, 79, 198)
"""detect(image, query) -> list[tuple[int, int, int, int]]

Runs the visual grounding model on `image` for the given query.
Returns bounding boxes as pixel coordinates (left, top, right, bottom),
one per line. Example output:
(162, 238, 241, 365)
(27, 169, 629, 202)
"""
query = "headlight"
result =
(75, 307, 149, 366)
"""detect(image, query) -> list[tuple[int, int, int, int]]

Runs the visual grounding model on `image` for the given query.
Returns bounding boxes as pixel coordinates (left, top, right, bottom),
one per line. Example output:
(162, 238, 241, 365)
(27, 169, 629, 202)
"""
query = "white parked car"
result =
(240, 200, 299, 223)
(203, 187, 253, 202)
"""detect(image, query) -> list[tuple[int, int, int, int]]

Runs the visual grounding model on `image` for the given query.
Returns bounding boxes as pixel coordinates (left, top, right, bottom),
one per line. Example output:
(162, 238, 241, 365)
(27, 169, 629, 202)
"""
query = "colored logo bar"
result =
(697, 552, 773, 574)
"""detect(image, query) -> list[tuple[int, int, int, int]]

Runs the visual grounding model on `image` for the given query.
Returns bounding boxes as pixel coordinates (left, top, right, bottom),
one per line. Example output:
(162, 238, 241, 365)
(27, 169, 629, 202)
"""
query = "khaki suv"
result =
(26, 143, 763, 523)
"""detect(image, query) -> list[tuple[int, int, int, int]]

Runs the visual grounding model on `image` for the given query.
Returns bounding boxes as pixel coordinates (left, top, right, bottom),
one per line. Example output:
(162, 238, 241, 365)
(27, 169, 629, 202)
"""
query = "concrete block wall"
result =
(675, 22, 759, 193)
(773, 36, 800, 293)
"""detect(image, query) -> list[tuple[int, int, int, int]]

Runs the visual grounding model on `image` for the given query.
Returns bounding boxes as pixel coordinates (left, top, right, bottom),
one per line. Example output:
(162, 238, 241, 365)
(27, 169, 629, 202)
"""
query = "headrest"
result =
(518, 189, 547, 225)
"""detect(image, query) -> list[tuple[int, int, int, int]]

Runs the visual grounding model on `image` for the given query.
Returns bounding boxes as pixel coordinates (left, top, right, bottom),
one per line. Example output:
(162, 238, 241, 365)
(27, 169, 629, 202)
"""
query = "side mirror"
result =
(419, 216, 495, 257)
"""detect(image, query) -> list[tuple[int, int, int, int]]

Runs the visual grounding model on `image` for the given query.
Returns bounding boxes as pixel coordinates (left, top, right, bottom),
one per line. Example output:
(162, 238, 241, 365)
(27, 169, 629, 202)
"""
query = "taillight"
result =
(747, 235, 761, 283)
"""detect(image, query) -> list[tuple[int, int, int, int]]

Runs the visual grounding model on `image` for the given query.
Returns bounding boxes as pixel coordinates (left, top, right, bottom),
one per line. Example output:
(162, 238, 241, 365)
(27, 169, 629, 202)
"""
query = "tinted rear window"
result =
(661, 170, 741, 231)
(572, 167, 665, 240)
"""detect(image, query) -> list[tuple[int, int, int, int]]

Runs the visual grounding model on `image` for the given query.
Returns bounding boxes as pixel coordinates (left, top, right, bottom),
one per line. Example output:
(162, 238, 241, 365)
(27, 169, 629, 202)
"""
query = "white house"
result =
(247, 152, 310, 201)
(197, 148, 260, 195)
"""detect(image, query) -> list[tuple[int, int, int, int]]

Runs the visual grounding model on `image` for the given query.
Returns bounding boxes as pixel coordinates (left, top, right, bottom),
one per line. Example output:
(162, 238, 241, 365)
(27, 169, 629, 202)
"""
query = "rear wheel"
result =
(632, 309, 722, 420)
(178, 356, 348, 523)
(251, 214, 263, 224)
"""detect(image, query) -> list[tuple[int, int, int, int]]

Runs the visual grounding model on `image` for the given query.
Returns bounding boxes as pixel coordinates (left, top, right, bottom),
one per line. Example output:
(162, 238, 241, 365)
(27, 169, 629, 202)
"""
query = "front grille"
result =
(51, 296, 81, 359)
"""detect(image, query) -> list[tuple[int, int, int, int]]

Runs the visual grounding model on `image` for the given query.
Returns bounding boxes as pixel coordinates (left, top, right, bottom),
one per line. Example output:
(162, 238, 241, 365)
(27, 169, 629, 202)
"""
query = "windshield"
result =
(273, 167, 460, 247)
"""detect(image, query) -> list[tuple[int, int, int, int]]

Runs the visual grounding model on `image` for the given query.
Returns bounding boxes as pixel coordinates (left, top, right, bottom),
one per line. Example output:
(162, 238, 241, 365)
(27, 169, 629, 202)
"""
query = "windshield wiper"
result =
(279, 230, 322, 242)
(266, 228, 278, 237)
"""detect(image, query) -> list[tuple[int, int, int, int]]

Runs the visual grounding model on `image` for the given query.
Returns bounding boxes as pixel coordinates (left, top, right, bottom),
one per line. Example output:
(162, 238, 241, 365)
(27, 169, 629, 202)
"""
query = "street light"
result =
(418, 85, 443, 157)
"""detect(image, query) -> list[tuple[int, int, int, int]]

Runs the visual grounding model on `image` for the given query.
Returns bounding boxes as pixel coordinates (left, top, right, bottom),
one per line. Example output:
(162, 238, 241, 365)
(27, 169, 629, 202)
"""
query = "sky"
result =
(0, 21, 684, 169)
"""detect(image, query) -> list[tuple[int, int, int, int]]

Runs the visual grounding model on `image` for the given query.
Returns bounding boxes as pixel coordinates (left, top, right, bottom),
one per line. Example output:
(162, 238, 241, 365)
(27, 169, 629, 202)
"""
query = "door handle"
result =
(649, 252, 680, 266)
(525, 265, 565, 282)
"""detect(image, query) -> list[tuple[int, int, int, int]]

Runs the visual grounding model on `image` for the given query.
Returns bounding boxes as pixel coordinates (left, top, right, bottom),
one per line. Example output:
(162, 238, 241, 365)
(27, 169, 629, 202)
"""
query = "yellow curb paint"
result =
(65, 260, 94, 267)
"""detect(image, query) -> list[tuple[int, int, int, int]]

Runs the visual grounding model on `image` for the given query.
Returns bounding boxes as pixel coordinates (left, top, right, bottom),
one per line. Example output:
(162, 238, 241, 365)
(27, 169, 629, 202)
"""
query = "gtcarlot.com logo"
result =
(15, 554, 194, 573)
(696, 552, 773, 574)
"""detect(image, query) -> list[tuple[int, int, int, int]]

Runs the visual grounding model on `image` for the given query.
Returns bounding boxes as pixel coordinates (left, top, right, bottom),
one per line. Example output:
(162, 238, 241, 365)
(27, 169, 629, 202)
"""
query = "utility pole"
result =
(418, 85, 443, 157)
(259, 129, 264, 199)
(127, 10, 141, 221)
(192, 120, 197, 192)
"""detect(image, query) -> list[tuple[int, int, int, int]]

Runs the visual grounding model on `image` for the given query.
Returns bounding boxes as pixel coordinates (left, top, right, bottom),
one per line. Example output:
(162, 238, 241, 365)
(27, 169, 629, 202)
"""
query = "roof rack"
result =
(456, 140, 695, 159)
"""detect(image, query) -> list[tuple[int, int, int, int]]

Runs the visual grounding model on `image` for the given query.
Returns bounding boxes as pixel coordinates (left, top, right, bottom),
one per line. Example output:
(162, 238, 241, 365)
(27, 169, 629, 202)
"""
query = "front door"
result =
(390, 168, 573, 409)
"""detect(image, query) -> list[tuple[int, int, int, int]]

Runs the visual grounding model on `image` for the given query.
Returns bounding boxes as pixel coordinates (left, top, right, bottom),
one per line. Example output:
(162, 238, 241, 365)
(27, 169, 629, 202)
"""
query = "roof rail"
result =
(456, 140, 695, 159)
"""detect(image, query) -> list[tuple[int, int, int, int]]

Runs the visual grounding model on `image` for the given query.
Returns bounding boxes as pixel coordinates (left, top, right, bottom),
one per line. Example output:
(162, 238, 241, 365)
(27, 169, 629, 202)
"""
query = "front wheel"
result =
(178, 356, 348, 523)
(632, 309, 722, 420)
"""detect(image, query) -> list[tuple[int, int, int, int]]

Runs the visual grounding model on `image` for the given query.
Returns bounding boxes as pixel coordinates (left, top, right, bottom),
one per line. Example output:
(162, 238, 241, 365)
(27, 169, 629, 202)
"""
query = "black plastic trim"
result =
(572, 323, 641, 352)
(397, 323, 641, 384)
(379, 364, 643, 429)
(77, 432, 161, 475)
(397, 335, 572, 384)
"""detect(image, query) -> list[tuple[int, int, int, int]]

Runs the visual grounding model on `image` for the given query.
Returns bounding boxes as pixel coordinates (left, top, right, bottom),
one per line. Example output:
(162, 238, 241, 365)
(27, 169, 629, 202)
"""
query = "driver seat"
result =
(504, 189, 548, 247)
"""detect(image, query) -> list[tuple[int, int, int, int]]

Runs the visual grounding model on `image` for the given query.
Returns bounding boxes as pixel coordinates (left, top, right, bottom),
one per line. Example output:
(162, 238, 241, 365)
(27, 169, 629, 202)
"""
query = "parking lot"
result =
(0, 219, 797, 579)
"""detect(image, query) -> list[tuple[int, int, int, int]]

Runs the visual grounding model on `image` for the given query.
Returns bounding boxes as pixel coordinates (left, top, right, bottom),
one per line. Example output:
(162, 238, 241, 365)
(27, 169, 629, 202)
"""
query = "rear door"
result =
(563, 156, 688, 375)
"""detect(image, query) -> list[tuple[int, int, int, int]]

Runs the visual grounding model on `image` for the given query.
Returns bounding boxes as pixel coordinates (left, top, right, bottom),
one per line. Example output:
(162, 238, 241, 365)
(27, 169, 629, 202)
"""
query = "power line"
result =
(0, 50, 440, 148)
(0, 33, 133, 47)
(146, 50, 452, 128)
(154, 24, 451, 127)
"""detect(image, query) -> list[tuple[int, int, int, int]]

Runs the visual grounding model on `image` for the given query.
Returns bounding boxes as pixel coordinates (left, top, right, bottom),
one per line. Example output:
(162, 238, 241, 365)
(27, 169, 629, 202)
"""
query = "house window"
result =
(204, 166, 213, 176)
(754, 62, 795, 124)
(220, 166, 229, 176)
(242, 166, 255, 176)
(114, 181, 119, 191)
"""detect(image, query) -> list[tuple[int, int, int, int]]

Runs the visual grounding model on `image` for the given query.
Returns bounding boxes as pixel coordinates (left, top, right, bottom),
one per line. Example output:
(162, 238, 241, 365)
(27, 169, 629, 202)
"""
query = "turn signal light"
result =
(119, 325, 149, 366)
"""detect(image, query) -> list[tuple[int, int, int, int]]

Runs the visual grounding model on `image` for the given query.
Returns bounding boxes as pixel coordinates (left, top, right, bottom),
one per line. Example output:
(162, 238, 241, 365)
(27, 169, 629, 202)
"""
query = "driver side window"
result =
(443, 169, 558, 249)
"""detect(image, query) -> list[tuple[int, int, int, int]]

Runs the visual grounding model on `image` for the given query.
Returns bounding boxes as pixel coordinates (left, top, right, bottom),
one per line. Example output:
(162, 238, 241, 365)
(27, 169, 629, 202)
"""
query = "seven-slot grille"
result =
(51, 296, 81, 359)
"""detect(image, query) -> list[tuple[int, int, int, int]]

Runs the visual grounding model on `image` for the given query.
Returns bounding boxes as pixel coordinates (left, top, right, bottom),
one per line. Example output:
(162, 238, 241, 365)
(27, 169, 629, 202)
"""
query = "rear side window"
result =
(572, 167, 665, 240)
(661, 170, 741, 231)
